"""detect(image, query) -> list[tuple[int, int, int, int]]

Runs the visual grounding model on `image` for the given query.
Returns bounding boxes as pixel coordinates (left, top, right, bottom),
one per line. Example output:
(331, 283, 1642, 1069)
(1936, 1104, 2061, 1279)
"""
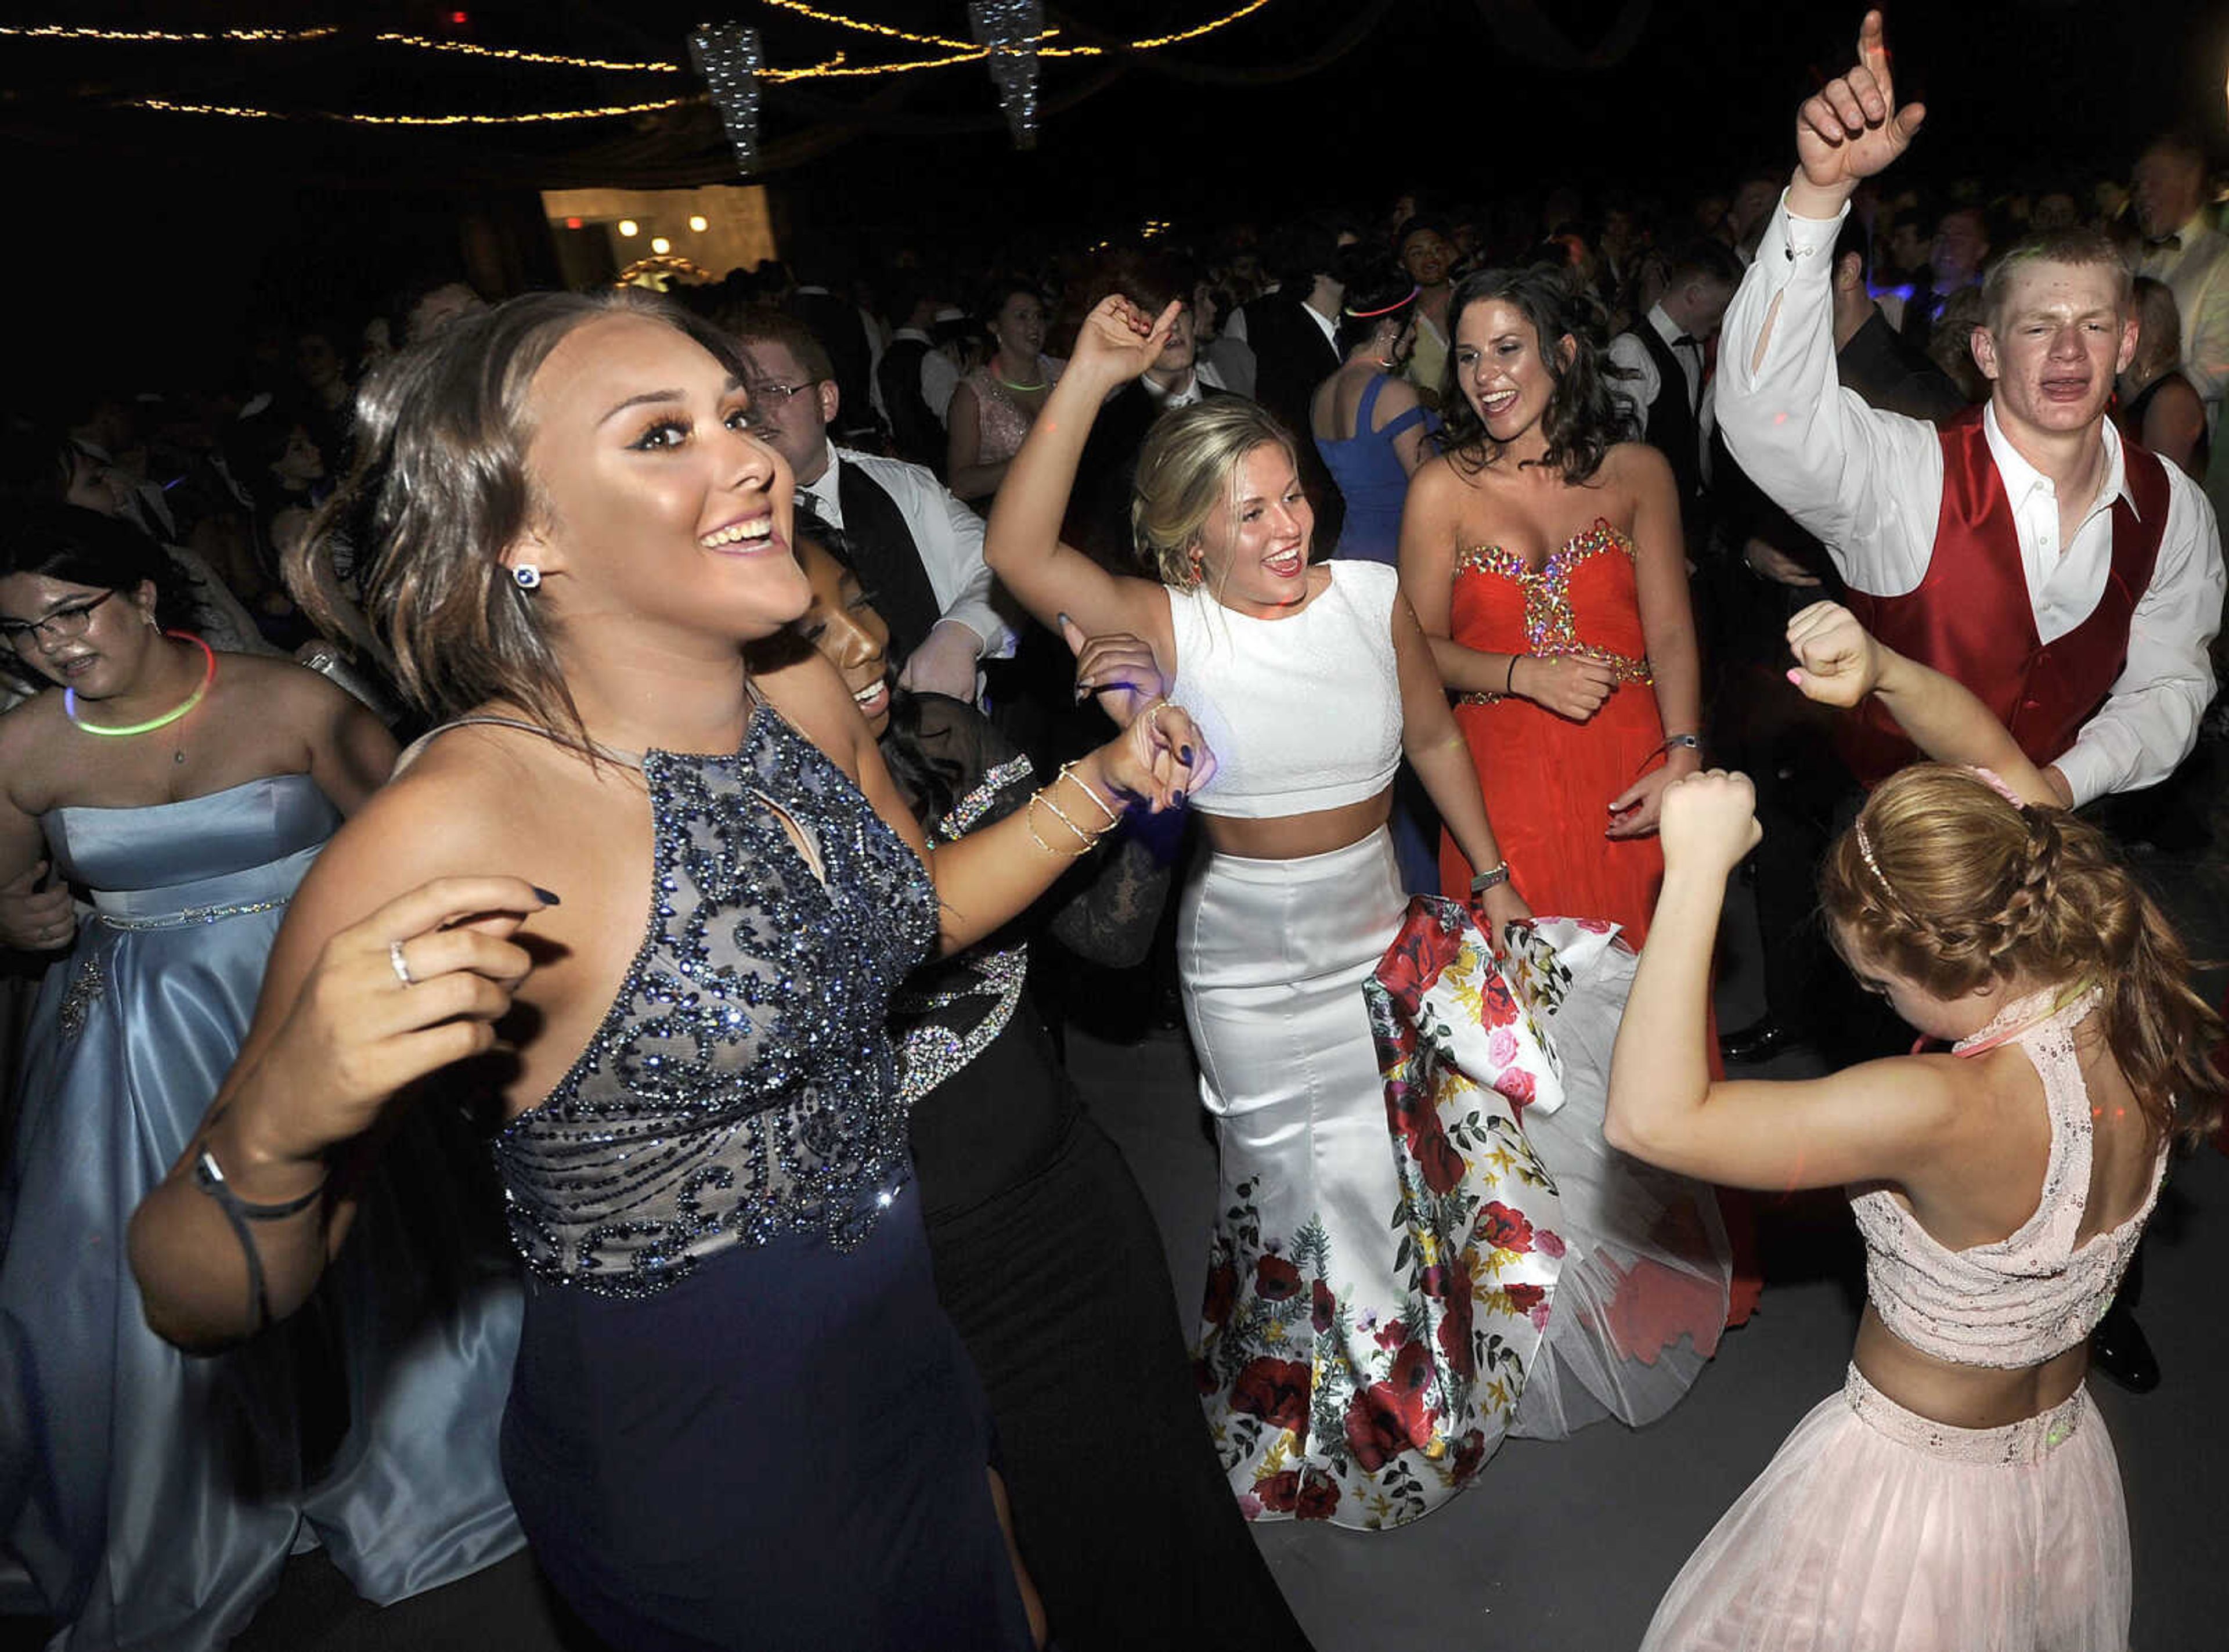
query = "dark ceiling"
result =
(3, 1, 2223, 387)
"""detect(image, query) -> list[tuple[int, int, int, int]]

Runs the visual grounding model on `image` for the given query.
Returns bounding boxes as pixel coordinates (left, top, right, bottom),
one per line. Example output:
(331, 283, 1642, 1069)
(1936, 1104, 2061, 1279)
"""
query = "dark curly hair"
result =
(1432, 265, 1632, 486)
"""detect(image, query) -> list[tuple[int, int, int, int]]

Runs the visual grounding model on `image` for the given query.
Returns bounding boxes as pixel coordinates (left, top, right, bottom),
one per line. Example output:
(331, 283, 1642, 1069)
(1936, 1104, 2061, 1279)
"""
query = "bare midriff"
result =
(1852, 1305, 2090, 1431)
(1198, 785, 1394, 862)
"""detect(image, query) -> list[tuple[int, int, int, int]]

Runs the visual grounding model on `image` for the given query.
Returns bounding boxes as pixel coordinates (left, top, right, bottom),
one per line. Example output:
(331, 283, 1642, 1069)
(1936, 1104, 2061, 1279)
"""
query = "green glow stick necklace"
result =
(64, 632, 217, 736)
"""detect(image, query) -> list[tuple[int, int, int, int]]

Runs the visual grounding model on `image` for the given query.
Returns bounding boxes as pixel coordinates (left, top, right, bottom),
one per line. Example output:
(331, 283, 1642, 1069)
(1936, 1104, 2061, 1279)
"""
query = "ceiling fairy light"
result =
(124, 94, 699, 125)
(370, 32, 685, 72)
(0, 23, 338, 42)
(83, 2, 1283, 132)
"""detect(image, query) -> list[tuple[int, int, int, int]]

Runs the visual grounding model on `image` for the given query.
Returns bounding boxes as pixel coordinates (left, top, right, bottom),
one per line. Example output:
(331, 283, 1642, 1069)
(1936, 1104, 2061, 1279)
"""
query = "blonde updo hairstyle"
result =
(1820, 764, 2224, 1150)
(1130, 399, 1303, 586)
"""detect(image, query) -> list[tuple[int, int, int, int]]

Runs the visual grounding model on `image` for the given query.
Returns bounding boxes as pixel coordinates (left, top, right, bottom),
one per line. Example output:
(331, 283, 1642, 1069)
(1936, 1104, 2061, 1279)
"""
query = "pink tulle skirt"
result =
(1642, 1365, 2129, 1652)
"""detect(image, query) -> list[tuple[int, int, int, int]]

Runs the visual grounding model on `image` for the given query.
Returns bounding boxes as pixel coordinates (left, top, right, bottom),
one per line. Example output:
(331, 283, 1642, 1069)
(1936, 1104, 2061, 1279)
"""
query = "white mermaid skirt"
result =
(1642, 1366, 2129, 1651)
(1181, 830, 1729, 1531)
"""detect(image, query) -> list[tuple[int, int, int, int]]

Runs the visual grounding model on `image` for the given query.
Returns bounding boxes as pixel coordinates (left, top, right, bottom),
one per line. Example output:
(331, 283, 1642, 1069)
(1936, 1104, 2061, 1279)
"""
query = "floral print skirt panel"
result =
(1181, 828, 1730, 1531)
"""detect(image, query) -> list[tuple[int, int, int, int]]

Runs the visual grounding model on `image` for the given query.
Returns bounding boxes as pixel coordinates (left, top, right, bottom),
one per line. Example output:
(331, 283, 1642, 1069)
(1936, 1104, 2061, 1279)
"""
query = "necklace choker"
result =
(65, 632, 217, 736)
(996, 373, 1048, 392)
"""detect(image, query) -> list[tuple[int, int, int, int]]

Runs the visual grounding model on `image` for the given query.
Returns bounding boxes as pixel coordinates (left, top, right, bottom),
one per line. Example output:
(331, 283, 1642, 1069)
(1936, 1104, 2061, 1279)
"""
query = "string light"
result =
(754, 0, 979, 53)
(89, 2, 1279, 124)
(124, 94, 699, 126)
(370, 31, 683, 71)
(0, 23, 336, 42)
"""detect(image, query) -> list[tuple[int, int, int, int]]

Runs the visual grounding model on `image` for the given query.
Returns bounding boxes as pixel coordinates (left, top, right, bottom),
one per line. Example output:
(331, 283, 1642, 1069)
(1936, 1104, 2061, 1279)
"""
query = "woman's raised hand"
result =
(1090, 699, 1214, 814)
(1795, 12, 1925, 199)
(1785, 600, 1883, 708)
(1064, 615, 1168, 728)
(1658, 770, 1762, 881)
(1069, 295, 1182, 389)
(1516, 654, 1620, 722)
(240, 877, 552, 1166)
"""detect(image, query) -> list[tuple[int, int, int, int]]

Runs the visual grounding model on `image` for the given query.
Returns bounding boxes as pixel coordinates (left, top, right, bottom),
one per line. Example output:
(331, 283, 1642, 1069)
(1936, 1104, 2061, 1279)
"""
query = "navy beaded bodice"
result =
(492, 702, 939, 1296)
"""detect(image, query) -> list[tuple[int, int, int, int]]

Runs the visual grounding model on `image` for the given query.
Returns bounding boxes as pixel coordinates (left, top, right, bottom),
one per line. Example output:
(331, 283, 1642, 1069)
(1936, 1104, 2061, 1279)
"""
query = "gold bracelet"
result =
(1026, 792, 1095, 858)
(1056, 760, 1122, 828)
(1036, 787, 1105, 848)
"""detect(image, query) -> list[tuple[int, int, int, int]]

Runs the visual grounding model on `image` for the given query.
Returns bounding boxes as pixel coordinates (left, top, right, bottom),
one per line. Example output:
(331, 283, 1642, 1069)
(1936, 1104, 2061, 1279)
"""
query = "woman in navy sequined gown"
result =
(0, 503, 521, 1650)
(125, 292, 1210, 1652)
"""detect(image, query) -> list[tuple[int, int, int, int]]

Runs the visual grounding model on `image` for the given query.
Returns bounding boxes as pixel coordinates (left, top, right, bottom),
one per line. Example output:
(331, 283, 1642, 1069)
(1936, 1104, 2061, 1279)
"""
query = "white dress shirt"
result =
(921, 349, 961, 427)
(802, 447, 1018, 659)
(2140, 212, 2229, 421)
(1716, 195, 2224, 805)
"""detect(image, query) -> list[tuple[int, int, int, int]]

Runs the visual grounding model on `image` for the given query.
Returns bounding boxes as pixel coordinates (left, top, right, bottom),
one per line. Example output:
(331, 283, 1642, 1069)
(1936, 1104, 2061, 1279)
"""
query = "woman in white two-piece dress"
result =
(985, 297, 1730, 1530)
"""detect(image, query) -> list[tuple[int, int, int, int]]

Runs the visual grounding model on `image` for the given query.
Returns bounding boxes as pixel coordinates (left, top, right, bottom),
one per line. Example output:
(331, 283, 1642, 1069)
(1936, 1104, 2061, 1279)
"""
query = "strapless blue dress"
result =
(0, 774, 524, 1650)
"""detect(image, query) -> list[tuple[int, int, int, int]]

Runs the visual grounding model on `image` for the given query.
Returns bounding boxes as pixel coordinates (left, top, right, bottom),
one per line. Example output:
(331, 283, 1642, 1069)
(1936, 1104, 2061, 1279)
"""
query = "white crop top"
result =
(1165, 560, 1404, 820)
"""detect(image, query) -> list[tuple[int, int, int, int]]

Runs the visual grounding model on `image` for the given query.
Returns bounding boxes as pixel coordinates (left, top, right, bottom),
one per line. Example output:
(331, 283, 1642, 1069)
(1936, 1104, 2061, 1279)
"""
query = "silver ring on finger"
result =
(388, 939, 416, 989)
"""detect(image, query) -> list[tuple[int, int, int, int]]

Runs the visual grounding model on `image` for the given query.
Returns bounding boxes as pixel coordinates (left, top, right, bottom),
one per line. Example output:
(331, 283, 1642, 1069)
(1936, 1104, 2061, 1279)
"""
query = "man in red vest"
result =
(1716, 12, 2225, 1394)
(1716, 12, 2223, 814)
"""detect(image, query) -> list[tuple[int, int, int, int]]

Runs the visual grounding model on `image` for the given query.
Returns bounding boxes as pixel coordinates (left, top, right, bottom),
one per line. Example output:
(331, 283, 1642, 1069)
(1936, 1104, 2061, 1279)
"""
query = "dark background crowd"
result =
(5, 3, 2229, 1648)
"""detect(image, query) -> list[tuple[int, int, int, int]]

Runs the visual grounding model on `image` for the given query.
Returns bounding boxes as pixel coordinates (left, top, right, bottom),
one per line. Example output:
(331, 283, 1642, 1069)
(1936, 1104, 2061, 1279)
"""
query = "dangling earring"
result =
(1188, 545, 1206, 587)
(513, 565, 542, 591)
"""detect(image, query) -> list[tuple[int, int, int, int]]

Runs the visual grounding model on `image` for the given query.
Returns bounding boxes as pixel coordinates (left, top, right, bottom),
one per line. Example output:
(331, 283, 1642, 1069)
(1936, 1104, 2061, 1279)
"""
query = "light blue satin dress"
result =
(0, 774, 525, 1650)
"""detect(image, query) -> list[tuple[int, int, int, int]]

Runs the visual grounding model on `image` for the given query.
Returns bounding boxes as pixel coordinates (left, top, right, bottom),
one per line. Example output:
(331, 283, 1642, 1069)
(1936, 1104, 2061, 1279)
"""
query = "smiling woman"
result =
(124, 288, 1209, 1650)
(0, 502, 525, 1650)
(978, 294, 1711, 1531)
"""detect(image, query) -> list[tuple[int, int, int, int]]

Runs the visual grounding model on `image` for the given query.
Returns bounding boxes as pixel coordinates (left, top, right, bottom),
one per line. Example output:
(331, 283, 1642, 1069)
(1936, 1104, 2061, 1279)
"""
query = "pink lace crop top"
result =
(1164, 560, 1404, 820)
(1850, 986, 2167, 1370)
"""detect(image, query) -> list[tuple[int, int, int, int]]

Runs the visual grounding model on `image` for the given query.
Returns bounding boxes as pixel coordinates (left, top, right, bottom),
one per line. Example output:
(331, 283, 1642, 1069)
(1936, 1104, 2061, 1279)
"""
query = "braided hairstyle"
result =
(1820, 765, 2225, 1150)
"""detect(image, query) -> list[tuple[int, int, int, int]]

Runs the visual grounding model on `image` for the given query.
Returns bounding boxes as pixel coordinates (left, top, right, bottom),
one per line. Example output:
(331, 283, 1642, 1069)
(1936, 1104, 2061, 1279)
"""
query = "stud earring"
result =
(513, 565, 542, 590)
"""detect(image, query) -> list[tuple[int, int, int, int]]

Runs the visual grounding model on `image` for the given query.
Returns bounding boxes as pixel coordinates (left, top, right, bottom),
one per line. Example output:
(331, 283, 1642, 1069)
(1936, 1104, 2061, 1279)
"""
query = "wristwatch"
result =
(1469, 860, 1512, 894)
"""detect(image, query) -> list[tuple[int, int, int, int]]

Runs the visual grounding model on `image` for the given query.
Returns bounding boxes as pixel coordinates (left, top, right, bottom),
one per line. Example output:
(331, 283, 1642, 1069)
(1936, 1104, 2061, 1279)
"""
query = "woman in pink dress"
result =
(1613, 602, 2224, 1649)
(948, 280, 1063, 506)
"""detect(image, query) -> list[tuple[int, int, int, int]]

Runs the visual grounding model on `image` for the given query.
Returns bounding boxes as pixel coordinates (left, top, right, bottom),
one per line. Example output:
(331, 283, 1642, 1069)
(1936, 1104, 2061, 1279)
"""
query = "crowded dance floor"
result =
(3, 4, 2226, 1648)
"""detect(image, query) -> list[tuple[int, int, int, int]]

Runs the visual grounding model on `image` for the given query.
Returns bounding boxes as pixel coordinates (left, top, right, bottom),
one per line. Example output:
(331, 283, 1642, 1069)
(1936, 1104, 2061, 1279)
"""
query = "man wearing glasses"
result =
(724, 307, 1013, 705)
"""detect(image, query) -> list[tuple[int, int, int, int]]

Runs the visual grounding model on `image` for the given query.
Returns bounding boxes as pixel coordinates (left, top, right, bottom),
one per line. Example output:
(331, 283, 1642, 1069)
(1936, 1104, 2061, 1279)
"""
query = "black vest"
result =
(877, 338, 944, 472)
(803, 459, 946, 663)
(1635, 323, 1704, 513)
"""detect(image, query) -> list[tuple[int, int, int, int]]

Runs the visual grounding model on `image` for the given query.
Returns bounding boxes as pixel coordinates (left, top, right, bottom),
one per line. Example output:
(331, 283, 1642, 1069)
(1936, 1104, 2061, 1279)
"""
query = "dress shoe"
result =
(1718, 1017, 1812, 1065)
(2090, 1301, 2161, 1394)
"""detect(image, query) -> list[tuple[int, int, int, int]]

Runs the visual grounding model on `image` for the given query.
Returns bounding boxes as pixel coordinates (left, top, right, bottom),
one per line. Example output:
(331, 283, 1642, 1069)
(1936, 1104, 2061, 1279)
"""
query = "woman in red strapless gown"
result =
(1437, 524, 1671, 936)
(1401, 265, 1760, 1326)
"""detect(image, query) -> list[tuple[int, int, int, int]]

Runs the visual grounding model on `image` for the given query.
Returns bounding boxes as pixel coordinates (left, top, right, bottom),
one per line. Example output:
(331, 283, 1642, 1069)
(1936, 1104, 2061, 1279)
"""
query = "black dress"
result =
(475, 703, 1033, 1652)
(888, 695, 1315, 1652)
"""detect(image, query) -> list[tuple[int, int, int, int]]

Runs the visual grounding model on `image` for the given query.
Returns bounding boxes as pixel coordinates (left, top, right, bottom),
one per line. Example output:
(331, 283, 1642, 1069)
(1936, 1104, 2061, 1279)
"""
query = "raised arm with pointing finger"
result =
(1715, 10, 2221, 807)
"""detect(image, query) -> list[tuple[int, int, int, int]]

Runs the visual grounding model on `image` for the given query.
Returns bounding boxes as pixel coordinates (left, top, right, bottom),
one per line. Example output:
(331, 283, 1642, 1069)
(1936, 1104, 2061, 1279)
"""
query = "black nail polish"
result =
(532, 886, 562, 906)
(1181, 744, 1195, 765)
(1173, 789, 1186, 805)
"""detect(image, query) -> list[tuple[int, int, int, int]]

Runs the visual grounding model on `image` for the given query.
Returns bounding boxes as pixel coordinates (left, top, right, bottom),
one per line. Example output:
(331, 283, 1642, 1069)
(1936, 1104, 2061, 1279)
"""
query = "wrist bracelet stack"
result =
(193, 1146, 326, 1334)
(1026, 761, 1123, 859)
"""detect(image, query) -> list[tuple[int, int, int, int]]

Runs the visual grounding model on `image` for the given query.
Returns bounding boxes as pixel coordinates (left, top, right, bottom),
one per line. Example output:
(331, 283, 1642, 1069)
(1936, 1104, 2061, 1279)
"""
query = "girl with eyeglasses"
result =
(0, 501, 524, 1649)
